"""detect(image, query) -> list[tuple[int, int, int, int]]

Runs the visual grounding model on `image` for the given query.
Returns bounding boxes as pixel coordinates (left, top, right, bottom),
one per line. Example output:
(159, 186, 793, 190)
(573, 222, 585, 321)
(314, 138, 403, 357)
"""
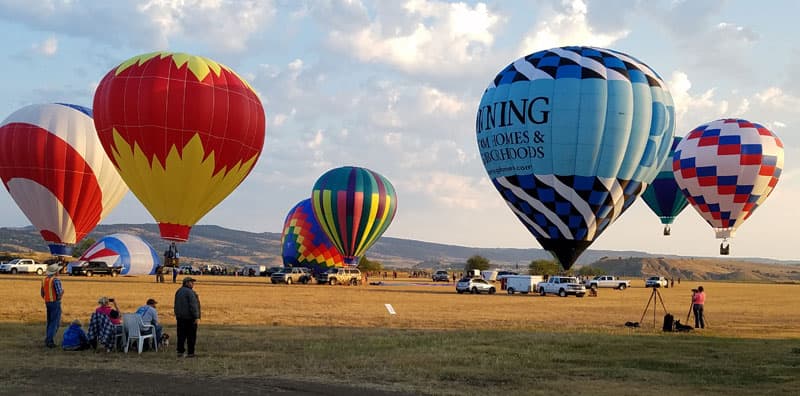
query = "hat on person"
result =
(146, 298, 158, 306)
(71, 319, 82, 326)
(182, 277, 197, 285)
(98, 296, 109, 305)
(46, 264, 61, 276)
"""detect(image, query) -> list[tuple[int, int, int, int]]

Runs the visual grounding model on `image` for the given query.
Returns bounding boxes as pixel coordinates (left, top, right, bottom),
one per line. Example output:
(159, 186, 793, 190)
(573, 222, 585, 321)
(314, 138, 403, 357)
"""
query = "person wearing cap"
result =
(62, 319, 90, 351)
(174, 277, 201, 357)
(41, 263, 64, 348)
(135, 298, 162, 343)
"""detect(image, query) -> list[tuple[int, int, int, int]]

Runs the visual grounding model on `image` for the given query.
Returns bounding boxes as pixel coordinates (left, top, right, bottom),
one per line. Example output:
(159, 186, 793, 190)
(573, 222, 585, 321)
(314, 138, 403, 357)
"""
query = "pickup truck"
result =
(0, 258, 48, 275)
(70, 261, 121, 277)
(536, 276, 586, 297)
(584, 275, 630, 290)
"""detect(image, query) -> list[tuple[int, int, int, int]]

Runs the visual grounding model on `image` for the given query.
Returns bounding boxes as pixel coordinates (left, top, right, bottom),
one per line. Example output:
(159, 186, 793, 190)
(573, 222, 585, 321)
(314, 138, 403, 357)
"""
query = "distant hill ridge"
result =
(1, 224, 798, 282)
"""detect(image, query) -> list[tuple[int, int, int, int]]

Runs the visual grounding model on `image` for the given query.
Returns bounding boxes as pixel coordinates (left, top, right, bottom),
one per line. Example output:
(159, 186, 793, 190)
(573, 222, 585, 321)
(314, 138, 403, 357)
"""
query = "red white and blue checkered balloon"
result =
(673, 119, 783, 242)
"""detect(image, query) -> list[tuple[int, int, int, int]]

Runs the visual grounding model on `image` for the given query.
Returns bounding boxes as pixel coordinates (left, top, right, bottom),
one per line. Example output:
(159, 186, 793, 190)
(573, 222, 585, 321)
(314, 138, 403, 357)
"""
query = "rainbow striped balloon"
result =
(311, 166, 397, 265)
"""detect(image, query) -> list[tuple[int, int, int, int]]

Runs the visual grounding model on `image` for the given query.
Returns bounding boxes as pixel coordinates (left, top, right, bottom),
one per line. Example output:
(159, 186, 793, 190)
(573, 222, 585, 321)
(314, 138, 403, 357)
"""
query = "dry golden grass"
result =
(2, 274, 798, 339)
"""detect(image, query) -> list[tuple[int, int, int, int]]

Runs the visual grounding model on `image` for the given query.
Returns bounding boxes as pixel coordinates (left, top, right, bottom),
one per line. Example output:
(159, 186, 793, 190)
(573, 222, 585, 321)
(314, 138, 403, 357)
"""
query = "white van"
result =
(505, 275, 545, 295)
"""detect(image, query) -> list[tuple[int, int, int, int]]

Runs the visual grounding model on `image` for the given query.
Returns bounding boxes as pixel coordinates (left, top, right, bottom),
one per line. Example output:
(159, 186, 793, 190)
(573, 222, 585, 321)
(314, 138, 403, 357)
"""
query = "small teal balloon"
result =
(476, 46, 675, 269)
(641, 136, 689, 235)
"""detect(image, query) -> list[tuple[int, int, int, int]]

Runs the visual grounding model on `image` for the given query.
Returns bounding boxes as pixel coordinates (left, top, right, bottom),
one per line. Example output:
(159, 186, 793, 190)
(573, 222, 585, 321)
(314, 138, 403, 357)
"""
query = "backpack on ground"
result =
(662, 313, 675, 332)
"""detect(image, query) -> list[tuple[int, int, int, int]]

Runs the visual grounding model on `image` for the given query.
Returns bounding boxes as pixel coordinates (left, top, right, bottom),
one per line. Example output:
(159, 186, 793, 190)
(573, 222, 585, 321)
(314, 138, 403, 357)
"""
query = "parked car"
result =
(536, 276, 586, 297)
(0, 258, 48, 274)
(179, 265, 201, 275)
(432, 270, 450, 282)
(456, 278, 496, 294)
(316, 267, 362, 285)
(645, 276, 669, 288)
(271, 267, 312, 284)
(585, 275, 630, 290)
(70, 261, 121, 277)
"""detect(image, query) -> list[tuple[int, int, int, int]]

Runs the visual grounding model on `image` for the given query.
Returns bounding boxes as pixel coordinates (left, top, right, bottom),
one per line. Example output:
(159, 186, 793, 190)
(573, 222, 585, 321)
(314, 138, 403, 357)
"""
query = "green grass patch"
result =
(1, 323, 798, 395)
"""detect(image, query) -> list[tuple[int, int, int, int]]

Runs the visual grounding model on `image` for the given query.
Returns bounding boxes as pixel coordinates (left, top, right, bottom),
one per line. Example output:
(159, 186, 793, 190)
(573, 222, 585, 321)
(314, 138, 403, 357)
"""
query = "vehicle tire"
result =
(539, 288, 546, 296)
(471, 287, 478, 294)
(488, 287, 496, 295)
(271, 280, 276, 284)
(457, 290, 464, 294)
(577, 293, 585, 298)
(86, 271, 93, 277)
(329, 278, 337, 286)
(10, 268, 17, 274)
(618, 284, 627, 290)
(558, 289, 567, 297)
(286, 278, 293, 285)
(507, 288, 515, 295)
(301, 278, 308, 284)
(36, 268, 44, 275)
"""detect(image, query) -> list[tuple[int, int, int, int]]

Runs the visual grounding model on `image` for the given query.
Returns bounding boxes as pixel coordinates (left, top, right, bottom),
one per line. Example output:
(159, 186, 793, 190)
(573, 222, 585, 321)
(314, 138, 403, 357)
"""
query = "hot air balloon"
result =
(673, 119, 783, 255)
(476, 46, 675, 270)
(311, 166, 397, 266)
(0, 103, 129, 256)
(641, 136, 689, 236)
(92, 52, 266, 243)
(68, 233, 161, 275)
(281, 198, 345, 273)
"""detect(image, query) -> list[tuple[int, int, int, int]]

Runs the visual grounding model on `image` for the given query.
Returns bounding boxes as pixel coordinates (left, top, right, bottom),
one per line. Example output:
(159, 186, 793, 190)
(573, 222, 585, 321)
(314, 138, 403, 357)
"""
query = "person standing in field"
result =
(41, 263, 64, 348)
(174, 277, 201, 357)
(692, 286, 706, 329)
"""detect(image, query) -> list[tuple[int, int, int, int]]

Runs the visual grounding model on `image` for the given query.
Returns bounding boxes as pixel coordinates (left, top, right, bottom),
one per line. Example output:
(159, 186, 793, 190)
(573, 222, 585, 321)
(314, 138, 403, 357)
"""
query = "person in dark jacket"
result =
(174, 277, 201, 357)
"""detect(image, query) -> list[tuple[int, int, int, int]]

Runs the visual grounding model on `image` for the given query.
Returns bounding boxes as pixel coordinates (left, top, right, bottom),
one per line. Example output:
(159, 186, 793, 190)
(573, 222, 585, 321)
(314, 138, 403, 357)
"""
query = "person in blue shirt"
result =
(135, 298, 163, 344)
(62, 319, 89, 351)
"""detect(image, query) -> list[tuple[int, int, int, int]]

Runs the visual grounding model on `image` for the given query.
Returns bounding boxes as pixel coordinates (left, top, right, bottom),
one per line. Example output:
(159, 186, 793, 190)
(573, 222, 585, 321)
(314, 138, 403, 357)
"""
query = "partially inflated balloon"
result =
(673, 119, 783, 254)
(311, 167, 397, 265)
(476, 46, 675, 269)
(93, 52, 266, 241)
(281, 199, 345, 273)
(0, 104, 128, 255)
(71, 233, 161, 276)
(641, 136, 689, 235)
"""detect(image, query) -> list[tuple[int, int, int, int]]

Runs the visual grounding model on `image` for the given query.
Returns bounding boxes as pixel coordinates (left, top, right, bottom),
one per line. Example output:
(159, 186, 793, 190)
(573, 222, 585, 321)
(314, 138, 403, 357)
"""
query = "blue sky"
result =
(0, 0, 798, 261)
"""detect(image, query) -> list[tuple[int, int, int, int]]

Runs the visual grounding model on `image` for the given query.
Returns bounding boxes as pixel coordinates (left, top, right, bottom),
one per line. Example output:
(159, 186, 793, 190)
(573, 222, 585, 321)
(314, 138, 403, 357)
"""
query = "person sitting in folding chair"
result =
(135, 298, 162, 348)
(87, 311, 116, 352)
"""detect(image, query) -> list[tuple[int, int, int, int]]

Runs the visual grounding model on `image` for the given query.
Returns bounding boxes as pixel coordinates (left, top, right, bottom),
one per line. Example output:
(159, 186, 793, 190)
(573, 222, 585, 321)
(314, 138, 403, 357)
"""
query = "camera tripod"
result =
(640, 287, 668, 328)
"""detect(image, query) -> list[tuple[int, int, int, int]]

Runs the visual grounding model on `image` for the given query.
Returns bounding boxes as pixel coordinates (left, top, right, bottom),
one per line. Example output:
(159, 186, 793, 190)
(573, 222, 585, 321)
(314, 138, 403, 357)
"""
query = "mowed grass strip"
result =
(1, 323, 799, 395)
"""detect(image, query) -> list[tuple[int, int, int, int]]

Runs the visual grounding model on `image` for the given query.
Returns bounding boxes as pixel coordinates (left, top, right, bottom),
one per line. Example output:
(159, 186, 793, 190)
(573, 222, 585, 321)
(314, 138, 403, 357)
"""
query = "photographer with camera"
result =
(691, 286, 706, 329)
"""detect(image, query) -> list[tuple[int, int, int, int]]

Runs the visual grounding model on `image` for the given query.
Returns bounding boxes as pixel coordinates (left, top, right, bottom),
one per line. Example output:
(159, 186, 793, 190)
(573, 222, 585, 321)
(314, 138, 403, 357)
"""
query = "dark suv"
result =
(71, 261, 121, 277)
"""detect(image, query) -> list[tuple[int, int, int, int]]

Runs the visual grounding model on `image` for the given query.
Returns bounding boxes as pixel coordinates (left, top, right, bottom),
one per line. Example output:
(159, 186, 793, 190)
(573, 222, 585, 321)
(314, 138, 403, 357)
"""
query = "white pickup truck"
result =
(584, 275, 630, 290)
(0, 258, 48, 275)
(536, 276, 586, 297)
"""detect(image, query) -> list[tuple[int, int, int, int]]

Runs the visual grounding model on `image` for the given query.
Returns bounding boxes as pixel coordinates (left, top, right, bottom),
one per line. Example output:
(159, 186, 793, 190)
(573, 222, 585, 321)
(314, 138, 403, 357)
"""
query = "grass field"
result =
(1, 274, 799, 395)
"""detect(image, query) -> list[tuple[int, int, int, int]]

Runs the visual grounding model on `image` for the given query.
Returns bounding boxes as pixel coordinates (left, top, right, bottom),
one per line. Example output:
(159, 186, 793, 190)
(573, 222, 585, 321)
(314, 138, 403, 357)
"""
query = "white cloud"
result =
(323, 0, 500, 74)
(32, 36, 57, 56)
(399, 172, 495, 210)
(0, 0, 276, 53)
(518, 0, 629, 55)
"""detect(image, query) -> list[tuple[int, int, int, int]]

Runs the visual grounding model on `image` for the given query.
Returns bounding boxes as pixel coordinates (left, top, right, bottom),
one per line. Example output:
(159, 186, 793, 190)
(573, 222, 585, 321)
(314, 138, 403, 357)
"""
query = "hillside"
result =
(1, 224, 798, 282)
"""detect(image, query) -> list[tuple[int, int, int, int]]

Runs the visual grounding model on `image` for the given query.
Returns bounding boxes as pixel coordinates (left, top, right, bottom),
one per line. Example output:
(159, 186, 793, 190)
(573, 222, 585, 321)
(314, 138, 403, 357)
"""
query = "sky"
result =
(0, 0, 798, 261)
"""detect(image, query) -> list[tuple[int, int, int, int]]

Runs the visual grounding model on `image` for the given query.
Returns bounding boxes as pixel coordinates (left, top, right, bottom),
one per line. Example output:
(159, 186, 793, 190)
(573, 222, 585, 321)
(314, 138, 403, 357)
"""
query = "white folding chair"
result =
(123, 313, 157, 354)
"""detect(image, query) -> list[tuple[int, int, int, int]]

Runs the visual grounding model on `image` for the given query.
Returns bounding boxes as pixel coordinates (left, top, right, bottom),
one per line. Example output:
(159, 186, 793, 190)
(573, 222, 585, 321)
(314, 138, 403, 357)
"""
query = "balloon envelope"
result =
(281, 199, 345, 273)
(673, 119, 783, 240)
(0, 103, 128, 255)
(311, 166, 397, 265)
(93, 52, 266, 242)
(71, 233, 161, 275)
(476, 46, 675, 269)
(641, 136, 689, 228)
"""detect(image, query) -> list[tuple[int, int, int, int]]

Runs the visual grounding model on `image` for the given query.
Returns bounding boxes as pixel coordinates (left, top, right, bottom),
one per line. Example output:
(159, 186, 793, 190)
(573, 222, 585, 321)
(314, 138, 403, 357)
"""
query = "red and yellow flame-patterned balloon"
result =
(93, 52, 266, 241)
